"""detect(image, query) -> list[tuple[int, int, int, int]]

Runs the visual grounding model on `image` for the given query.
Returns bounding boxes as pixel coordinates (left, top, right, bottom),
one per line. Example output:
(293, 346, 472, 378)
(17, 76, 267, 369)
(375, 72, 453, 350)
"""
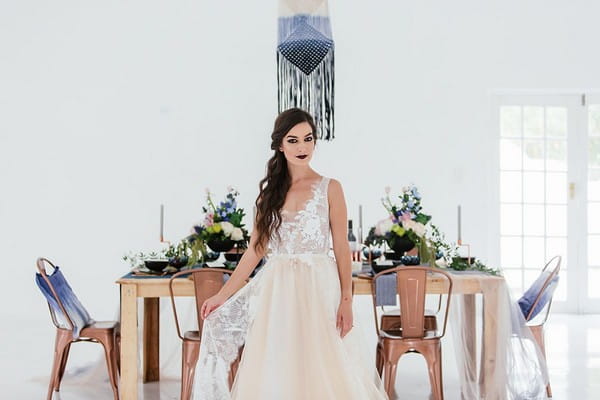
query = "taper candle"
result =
(160, 204, 164, 242)
(358, 204, 363, 244)
(457, 205, 462, 244)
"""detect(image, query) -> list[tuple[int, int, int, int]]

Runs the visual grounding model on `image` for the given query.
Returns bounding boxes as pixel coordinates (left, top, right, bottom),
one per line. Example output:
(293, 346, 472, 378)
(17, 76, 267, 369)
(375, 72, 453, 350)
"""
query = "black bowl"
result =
(144, 259, 169, 272)
(400, 255, 420, 265)
(224, 251, 244, 262)
(168, 256, 189, 269)
(204, 251, 220, 262)
(384, 251, 402, 261)
(207, 239, 235, 253)
(371, 261, 401, 274)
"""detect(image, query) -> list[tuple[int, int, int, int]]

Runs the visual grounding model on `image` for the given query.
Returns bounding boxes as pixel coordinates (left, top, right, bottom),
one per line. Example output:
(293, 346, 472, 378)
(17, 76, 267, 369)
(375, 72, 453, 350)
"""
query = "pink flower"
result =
(401, 212, 412, 222)
(204, 213, 214, 226)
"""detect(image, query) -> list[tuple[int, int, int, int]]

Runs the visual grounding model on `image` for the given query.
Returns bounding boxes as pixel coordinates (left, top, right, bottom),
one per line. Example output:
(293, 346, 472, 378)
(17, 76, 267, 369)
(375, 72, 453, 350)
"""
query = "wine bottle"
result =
(348, 220, 359, 261)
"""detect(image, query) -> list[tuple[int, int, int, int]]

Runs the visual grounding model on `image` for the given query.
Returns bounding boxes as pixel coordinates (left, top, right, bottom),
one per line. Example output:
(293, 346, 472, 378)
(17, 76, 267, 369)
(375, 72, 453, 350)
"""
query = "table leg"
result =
(462, 294, 477, 389)
(120, 284, 138, 400)
(143, 298, 160, 382)
(480, 284, 507, 400)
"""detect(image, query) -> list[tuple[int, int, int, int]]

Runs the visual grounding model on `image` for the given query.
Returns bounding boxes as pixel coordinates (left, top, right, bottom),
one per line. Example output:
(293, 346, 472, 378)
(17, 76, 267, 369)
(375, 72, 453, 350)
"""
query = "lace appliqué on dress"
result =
(268, 176, 330, 255)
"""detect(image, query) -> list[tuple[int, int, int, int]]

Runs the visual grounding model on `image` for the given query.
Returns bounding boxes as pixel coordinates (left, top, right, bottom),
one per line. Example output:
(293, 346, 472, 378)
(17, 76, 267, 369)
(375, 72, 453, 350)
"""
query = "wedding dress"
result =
(193, 176, 388, 399)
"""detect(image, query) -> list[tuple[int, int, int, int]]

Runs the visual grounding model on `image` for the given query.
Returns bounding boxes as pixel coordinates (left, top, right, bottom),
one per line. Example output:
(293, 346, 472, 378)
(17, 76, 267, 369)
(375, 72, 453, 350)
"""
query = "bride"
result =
(193, 108, 388, 399)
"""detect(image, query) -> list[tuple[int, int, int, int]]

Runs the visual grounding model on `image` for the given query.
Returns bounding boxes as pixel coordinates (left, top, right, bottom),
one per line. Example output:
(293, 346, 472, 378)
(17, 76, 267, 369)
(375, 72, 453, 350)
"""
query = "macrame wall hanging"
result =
(277, 0, 335, 140)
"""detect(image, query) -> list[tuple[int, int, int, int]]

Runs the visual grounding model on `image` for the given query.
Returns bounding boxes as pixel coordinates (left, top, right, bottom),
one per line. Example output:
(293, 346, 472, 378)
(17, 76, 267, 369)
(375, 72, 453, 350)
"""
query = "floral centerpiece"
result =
(365, 184, 500, 274)
(191, 186, 250, 253)
(365, 185, 434, 262)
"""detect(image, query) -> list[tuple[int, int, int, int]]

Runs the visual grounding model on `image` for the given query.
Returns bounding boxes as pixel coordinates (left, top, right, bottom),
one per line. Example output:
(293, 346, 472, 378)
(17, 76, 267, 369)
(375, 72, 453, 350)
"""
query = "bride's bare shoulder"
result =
(326, 177, 345, 200)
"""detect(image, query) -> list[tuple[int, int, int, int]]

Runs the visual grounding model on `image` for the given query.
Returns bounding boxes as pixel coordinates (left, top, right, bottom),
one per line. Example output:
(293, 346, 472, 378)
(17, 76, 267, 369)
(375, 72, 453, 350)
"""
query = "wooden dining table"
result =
(116, 269, 506, 400)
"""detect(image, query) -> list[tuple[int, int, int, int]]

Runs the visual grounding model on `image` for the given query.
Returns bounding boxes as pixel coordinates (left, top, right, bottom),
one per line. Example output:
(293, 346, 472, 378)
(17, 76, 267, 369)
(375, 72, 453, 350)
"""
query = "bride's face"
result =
(279, 122, 316, 166)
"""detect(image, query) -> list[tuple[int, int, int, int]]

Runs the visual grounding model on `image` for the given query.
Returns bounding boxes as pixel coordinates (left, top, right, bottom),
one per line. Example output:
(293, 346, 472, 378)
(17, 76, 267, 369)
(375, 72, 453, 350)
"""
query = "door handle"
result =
(569, 182, 575, 199)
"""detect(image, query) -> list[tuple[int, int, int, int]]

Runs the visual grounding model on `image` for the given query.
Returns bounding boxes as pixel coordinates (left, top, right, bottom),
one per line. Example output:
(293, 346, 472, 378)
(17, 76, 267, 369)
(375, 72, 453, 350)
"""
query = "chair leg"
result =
(422, 341, 444, 400)
(375, 344, 384, 377)
(531, 327, 552, 398)
(98, 335, 120, 400)
(181, 341, 200, 400)
(55, 342, 71, 391)
(47, 330, 72, 400)
(115, 332, 121, 373)
(383, 360, 399, 398)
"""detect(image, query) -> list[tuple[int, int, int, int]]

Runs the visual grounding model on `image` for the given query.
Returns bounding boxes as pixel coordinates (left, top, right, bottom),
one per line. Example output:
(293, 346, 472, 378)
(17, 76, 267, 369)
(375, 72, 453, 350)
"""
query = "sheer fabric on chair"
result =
(450, 272, 550, 400)
(35, 257, 120, 400)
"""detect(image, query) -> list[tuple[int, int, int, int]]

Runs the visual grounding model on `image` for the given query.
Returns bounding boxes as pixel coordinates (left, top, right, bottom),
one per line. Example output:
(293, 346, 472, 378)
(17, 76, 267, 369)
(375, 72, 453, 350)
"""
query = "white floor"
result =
(1, 306, 599, 399)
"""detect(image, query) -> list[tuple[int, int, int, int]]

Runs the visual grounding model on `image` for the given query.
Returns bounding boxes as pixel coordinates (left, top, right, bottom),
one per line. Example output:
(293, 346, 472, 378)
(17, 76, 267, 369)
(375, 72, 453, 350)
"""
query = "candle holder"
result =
(457, 239, 472, 265)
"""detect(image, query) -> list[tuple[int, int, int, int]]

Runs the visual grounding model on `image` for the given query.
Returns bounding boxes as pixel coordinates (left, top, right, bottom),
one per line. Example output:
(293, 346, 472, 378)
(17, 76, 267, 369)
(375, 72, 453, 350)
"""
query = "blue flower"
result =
(407, 200, 415, 209)
(412, 187, 421, 200)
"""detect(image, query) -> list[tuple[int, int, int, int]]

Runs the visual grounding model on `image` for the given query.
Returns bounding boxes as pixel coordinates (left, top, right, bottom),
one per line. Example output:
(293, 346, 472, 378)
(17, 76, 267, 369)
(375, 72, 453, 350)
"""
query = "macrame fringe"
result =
(277, 48, 335, 140)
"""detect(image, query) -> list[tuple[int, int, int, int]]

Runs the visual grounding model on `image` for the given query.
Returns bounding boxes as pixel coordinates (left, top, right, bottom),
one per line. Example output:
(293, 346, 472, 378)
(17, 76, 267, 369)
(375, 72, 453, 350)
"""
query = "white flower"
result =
(384, 186, 391, 195)
(402, 220, 426, 238)
(231, 227, 244, 241)
(435, 258, 448, 268)
(375, 218, 393, 235)
(220, 221, 234, 236)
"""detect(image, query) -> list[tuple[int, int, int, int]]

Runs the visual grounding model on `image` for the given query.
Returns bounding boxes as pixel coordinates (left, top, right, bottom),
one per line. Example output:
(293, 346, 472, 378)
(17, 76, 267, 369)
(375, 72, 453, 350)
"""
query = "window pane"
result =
(589, 138, 600, 167)
(546, 237, 567, 270)
(546, 139, 567, 171)
(523, 139, 545, 170)
(501, 236, 522, 268)
(588, 235, 600, 266)
(589, 269, 600, 299)
(546, 107, 567, 138)
(500, 139, 522, 170)
(524, 236, 545, 269)
(524, 106, 544, 138)
(589, 105, 600, 136)
(501, 106, 522, 137)
(546, 172, 567, 204)
(501, 204, 522, 235)
(523, 172, 544, 203)
(589, 169, 600, 201)
(546, 205, 567, 236)
(500, 171, 522, 202)
(523, 204, 544, 235)
(589, 203, 600, 234)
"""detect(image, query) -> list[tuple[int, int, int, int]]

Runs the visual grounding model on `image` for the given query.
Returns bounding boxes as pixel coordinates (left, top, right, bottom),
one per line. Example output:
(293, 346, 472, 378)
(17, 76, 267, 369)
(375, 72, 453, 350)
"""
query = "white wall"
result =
(2, 0, 600, 324)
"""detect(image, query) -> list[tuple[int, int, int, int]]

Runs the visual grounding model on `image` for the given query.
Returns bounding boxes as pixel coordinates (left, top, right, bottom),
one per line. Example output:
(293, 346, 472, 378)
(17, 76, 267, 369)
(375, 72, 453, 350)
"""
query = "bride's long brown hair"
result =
(253, 108, 317, 254)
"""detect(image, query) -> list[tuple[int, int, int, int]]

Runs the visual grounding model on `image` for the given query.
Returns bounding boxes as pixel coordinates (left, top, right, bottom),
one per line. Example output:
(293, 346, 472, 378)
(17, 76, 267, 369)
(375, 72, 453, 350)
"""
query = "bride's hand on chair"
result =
(200, 293, 227, 319)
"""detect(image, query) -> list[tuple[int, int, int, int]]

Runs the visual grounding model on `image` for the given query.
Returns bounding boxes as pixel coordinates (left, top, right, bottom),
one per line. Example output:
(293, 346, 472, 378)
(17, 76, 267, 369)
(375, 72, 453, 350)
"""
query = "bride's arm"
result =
(200, 228, 266, 319)
(328, 179, 354, 337)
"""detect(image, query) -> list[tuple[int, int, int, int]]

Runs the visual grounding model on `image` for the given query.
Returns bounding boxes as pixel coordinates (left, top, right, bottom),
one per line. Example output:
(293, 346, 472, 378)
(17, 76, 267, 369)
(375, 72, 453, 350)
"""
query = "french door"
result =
(494, 93, 599, 313)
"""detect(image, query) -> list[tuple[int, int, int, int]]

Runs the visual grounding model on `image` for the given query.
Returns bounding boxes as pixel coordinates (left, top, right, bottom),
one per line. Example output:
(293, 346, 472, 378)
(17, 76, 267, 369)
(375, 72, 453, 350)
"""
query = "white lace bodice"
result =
(267, 176, 331, 255)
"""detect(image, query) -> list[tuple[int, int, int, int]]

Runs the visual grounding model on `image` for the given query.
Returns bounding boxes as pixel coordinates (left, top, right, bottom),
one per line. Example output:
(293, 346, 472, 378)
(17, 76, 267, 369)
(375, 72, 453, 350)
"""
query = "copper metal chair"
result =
(523, 255, 561, 399)
(169, 268, 242, 400)
(36, 257, 120, 400)
(371, 266, 453, 400)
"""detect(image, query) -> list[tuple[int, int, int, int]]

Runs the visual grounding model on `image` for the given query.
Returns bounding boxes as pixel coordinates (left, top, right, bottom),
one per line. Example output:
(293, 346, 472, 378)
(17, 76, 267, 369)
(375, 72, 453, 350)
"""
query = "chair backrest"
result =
(520, 255, 561, 324)
(169, 268, 233, 340)
(35, 257, 94, 339)
(372, 266, 453, 339)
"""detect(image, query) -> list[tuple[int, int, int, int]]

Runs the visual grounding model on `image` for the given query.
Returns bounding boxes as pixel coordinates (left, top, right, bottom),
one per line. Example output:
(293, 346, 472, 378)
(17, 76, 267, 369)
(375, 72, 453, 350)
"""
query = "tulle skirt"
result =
(193, 253, 388, 400)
